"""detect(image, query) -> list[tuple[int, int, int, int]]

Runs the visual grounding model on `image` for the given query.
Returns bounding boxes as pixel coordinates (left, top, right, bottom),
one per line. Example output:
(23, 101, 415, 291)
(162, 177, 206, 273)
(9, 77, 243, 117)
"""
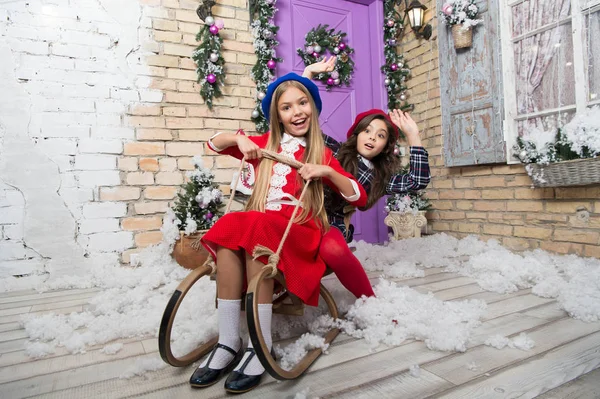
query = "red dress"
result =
(201, 132, 367, 306)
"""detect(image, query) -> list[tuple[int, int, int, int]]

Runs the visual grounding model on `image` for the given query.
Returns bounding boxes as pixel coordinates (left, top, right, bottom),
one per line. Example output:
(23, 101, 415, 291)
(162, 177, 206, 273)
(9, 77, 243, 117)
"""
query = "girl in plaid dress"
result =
(304, 59, 431, 298)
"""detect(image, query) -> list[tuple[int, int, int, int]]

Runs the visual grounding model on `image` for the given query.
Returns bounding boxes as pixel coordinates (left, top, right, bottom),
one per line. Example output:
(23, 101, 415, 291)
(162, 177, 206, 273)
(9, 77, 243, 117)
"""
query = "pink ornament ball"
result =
(393, 146, 400, 155)
(331, 70, 339, 79)
(209, 25, 219, 35)
(206, 73, 217, 84)
(306, 45, 314, 54)
(312, 52, 319, 58)
(338, 42, 346, 51)
(387, 19, 395, 27)
(215, 19, 224, 30)
(391, 63, 398, 71)
(327, 77, 334, 85)
(267, 59, 277, 69)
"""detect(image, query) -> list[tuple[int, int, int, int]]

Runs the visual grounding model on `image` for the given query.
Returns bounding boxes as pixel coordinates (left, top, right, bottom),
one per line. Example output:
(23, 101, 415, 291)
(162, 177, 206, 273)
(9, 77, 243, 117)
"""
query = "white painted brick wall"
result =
(82, 202, 127, 219)
(0, 0, 161, 274)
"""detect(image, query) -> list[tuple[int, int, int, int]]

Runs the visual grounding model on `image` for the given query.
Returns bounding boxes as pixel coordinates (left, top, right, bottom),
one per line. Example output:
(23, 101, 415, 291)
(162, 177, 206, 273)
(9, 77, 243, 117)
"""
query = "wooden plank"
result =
(460, 288, 533, 305)
(430, 284, 485, 301)
(133, 340, 452, 399)
(326, 368, 453, 399)
(431, 331, 600, 398)
(0, 352, 159, 399)
(39, 310, 565, 399)
(422, 317, 600, 385)
(0, 341, 146, 384)
(0, 289, 38, 299)
(0, 338, 26, 355)
(481, 294, 554, 321)
(521, 302, 568, 321)
(29, 298, 93, 312)
(0, 329, 28, 342)
(9, 333, 358, 399)
(414, 277, 476, 294)
(0, 306, 32, 317)
(0, 306, 84, 324)
(0, 322, 21, 333)
(536, 366, 600, 399)
(0, 288, 101, 305)
(0, 292, 98, 311)
(0, 335, 153, 368)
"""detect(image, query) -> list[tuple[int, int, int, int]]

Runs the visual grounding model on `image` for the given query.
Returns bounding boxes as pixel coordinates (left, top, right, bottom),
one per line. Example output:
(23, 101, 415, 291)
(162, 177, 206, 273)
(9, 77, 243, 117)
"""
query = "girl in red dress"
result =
(190, 73, 367, 393)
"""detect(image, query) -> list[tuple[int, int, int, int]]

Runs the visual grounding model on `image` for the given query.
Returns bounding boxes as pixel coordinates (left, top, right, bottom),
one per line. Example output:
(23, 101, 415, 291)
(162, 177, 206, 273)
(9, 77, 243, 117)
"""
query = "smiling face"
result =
(276, 85, 313, 137)
(356, 118, 390, 159)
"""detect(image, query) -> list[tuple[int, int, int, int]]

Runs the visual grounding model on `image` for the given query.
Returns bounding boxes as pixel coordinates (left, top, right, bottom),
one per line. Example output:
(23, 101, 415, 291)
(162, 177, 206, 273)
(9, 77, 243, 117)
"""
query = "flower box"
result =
(384, 210, 428, 240)
(525, 157, 600, 188)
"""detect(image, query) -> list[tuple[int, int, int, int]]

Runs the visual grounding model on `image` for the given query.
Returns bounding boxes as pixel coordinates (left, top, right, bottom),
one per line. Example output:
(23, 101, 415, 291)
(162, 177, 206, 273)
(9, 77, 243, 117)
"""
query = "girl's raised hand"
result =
(298, 163, 332, 181)
(389, 109, 419, 138)
(302, 56, 337, 79)
(236, 135, 262, 160)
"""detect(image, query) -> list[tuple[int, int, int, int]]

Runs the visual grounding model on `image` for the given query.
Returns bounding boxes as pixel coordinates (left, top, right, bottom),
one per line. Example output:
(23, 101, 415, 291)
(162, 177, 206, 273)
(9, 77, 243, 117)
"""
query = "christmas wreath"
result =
(297, 24, 355, 90)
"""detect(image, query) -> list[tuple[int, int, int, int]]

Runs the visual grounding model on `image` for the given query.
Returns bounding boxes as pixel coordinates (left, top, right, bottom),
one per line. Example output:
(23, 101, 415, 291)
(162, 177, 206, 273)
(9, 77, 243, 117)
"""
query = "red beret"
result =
(345, 109, 399, 140)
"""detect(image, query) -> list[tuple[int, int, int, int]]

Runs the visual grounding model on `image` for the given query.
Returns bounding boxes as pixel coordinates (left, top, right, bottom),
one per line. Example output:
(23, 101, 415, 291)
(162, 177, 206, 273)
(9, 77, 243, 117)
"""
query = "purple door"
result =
(276, 0, 388, 243)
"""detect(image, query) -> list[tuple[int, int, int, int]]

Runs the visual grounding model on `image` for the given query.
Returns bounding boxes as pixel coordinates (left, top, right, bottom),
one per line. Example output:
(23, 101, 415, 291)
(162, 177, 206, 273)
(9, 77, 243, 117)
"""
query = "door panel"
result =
(276, 0, 387, 243)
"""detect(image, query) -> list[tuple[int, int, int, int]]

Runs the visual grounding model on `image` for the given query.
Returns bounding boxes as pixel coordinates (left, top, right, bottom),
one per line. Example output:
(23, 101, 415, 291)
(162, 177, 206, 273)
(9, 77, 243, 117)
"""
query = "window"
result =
(500, 0, 600, 163)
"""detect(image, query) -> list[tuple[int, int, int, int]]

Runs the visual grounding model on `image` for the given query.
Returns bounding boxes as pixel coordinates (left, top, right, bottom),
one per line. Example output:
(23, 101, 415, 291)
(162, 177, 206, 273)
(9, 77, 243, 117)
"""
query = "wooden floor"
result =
(1, 269, 600, 399)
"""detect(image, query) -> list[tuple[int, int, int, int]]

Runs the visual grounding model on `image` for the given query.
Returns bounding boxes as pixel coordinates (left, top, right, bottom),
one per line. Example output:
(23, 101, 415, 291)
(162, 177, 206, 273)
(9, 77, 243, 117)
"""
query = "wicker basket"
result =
(452, 25, 473, 49)
(171, 231, 209, 270)
(526, 157, 600, 188)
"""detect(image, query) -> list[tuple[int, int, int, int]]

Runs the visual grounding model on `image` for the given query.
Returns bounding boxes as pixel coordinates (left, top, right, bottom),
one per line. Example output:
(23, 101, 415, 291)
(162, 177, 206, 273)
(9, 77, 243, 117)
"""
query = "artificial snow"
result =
(409, 364, 421, 377)
(101, 342, 124, 355)
(1, 233, 598, 377)
(120, 355, 167, 379)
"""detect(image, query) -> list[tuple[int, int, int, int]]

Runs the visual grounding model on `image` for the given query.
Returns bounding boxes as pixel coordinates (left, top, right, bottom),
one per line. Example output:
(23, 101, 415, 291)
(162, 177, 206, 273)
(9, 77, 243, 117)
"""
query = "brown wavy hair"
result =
(337, 114, 400, 210)
(245, 80, 329, 230)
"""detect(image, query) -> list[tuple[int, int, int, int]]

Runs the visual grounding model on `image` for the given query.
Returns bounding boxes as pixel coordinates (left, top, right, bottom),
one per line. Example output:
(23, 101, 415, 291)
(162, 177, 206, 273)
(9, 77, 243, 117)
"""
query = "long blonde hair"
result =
(245, 80, 329, 230)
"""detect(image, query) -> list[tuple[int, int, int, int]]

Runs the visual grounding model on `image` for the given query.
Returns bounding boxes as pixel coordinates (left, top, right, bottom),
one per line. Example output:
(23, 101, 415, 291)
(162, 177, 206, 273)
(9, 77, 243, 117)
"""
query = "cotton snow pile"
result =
(353, 233, 600, 322)
(484, 332, 535, 350)
(2, 232, 599, 372)
(310, 279, 486, 352)
(15, 243, 218, 358)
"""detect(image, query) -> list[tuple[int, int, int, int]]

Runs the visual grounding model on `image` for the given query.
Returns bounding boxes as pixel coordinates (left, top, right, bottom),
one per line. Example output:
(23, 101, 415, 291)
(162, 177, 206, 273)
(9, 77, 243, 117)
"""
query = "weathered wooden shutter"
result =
(438, 0, 506, 166)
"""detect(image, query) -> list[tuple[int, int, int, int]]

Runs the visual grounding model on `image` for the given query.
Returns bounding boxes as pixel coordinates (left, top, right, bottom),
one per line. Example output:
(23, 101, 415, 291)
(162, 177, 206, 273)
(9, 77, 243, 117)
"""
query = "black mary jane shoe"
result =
(224, 347, 274, 394)
(189, 339, 243, 388)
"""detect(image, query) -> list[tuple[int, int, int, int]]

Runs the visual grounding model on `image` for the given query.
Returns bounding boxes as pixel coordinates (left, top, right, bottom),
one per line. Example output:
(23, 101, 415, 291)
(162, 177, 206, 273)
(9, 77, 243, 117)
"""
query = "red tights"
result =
(319, 227, 375, 298)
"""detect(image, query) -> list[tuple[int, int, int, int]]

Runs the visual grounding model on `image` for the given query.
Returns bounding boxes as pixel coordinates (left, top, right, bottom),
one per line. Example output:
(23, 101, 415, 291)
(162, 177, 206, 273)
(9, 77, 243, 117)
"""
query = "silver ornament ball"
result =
(519, 150, 527, 159)
(384, 78, 390, 86)
(251, 110, 260, 119)
(400, 94, 407, 101)
(333, 47, 340, 54)
(257, 91, 266, 100)
(209, 53, 219, 63)
(205, 16, 215, 26)
(263, 30, 273, 39)
(334, 78, 340, 85)
(314, 45, 322, 53)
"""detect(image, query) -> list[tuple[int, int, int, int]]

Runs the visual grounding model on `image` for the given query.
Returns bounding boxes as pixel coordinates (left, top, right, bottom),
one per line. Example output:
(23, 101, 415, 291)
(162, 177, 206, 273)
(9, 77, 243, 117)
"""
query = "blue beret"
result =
(261, 73, 322, 121)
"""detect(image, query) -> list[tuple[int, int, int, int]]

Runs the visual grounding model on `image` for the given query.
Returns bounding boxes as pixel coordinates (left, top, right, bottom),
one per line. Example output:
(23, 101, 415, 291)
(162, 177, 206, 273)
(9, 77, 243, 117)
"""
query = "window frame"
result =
(499, 0, 600, 164)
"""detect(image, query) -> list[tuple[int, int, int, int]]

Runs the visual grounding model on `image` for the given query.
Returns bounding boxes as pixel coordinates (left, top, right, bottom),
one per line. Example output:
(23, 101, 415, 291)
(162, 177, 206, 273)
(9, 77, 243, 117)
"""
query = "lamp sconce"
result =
(404, 0, 433, 40)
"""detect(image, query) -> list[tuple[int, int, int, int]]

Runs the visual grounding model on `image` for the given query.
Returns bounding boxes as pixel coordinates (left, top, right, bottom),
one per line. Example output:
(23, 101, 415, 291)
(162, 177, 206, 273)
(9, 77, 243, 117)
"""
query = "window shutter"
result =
(438, 0, 506, 166)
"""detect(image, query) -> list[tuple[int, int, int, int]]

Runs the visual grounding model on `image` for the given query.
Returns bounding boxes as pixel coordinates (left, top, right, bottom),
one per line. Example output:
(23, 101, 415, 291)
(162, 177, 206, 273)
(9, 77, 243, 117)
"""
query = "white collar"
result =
(281, 132, 306, 147)
(359, 155, 374, 169)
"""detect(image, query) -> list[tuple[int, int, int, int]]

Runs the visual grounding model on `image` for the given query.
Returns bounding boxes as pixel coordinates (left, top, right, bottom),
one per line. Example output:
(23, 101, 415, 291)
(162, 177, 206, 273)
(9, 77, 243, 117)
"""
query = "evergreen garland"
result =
(383, 0, 412, 111)
(296, 24, 355, 90)
(250, 0, 281, 133)
(192, 16, 225, 110)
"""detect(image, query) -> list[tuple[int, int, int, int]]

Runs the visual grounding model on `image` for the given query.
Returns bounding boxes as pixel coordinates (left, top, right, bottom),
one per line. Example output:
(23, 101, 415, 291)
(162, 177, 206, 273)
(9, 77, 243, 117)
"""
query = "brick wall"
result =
(400, 1, 600, 258)
(118, 0, 254, 263)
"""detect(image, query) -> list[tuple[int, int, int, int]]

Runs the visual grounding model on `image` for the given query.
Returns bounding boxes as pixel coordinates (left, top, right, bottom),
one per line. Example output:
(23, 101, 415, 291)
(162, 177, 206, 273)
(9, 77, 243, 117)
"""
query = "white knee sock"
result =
(235, 303, 272, 375)
(200, 298, 241, 369)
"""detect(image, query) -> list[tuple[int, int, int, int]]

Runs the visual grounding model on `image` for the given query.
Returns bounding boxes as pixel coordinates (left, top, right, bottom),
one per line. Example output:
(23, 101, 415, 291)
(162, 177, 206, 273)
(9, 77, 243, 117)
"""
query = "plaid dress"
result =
(323, 134, 431, 242)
